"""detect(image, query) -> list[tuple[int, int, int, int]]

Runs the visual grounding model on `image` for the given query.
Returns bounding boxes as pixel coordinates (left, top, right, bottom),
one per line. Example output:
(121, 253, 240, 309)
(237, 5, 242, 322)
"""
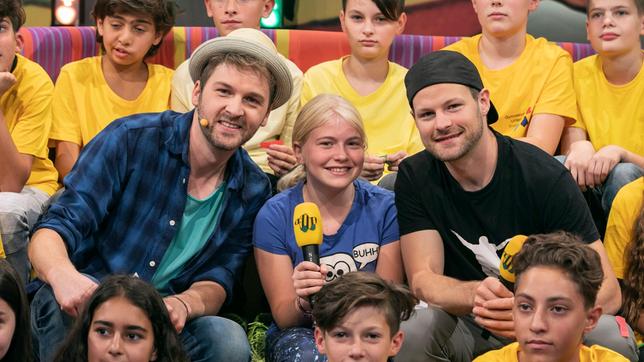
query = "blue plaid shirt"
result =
(34, 110, 271, 302)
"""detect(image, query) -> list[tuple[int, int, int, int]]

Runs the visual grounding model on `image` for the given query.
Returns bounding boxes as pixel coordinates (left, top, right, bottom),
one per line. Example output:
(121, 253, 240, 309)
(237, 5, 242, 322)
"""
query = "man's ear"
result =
(388, 330, 405, 356)
(96, 18, 105, 36)
(192, 80, 202, 108)
(478, 88, 492, 118)
(314, 327, 327, 355)
(583, 305, 602, 334)
(339, 10, 347, 33)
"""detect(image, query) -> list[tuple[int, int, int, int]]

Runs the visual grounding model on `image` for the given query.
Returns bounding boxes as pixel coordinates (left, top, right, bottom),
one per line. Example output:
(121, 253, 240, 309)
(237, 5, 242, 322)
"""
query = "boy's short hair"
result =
(341, 0, 405, 21)
(513, 232, 604, 309)
(587, 0, 644, 15)
(312, 272, 417, 336)
(92, 0, 176, 57)
(0, 0, 26, 32)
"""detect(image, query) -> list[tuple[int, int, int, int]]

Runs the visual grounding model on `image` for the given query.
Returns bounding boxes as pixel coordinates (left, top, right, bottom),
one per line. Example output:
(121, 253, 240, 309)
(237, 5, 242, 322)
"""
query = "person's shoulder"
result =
(14, 54, 52, 88)
(473, 342, 519, 361)
(59, 56, 100, 76)
(528, 35, 573, 61)
(501, 134, 567, 180)
(304, 58, 341, 78)
(236, 149, 271, 196)
(355, 179, 395, 204)
(581, 345, 630, 361)
(278, 53, 304, 79)
(148, 62, 174, 79)
(443, 34, 481, 53)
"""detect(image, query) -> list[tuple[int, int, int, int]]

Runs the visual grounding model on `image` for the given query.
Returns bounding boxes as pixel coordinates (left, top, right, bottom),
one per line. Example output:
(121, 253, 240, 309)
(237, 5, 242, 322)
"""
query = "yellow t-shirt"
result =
(301, 57, 423, 165)
(571, 54, 644, 155)
(49, 56, 173, 147)
(171, 54, 303, 174)
(444, 35, 577, 138)
(474, 342, 629, 361)
(605, 177, 643, 279)
(0, 54, 59, 196)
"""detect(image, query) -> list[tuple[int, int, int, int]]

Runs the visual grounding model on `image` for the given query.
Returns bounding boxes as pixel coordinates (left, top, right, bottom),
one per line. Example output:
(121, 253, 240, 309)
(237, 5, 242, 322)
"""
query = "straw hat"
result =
(189, 28, 293, 110)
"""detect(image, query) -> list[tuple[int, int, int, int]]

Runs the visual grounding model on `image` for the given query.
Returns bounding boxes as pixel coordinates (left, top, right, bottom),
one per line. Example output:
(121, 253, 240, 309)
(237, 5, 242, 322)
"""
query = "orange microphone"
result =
(293, 202, 323, 265)
(199, 118, 209, 127)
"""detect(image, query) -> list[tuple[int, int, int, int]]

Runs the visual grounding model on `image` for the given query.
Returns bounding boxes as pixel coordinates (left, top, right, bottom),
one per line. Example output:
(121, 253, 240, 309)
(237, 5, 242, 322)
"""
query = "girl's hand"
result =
(292, 261, 327, 299)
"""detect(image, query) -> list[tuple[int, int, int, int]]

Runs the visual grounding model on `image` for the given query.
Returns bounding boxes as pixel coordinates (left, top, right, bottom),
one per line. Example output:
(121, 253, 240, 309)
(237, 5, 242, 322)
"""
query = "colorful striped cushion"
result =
(19, 26, 595, 81)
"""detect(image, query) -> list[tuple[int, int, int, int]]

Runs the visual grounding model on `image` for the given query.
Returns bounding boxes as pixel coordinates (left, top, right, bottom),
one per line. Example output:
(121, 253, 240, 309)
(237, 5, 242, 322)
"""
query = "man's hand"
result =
(564, 141, 595, 190)
(362, 155, 386, 181)
(384, 151, 407, 172)
(585, 145, 623, 188)
(164, 296, 190, 333)
(0, 72, 16, 96)
(50, 271, 98, 317)
(473, 277, 515, 339)
(266, 144, 297, 177)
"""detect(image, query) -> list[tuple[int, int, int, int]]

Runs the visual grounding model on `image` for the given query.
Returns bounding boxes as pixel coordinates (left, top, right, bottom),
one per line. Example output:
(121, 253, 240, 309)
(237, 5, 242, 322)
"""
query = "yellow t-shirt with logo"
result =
(0, 54, 59, 196)
(444, 35, 577, 138)
(571, 54, 644, 155)
(301, 57, 424, 164)
(474, 342, 628, 361)
(49, 56, 173, 147)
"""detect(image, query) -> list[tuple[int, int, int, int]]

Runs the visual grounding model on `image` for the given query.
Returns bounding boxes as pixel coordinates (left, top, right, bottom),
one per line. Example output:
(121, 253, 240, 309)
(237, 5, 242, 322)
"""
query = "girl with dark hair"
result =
(0, 259, 31, 362)
(53, 275, 189, 362)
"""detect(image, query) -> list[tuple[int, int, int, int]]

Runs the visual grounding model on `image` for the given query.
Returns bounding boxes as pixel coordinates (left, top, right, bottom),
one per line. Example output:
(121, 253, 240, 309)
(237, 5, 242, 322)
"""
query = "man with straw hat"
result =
(28, 28, 292, 362)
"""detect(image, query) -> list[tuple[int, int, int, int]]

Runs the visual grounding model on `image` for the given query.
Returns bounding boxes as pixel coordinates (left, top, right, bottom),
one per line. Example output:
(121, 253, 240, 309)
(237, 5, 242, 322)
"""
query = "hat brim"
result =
(189, 37, 293, 111)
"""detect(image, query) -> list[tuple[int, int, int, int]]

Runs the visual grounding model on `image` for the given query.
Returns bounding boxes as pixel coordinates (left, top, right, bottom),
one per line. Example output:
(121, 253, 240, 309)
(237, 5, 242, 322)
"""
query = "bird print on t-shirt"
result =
(451, 230, 511, 277)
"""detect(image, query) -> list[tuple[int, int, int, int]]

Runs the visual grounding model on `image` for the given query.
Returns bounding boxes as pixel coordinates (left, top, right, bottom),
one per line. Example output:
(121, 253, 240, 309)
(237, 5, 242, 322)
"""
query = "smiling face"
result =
(412, 83, 489, 162)
(96, 12, 162, 68)
(586, 0, 644, 57)
(340, 0, 406, 62)
(87, 296, 157, 362)
(193, 62, 270, 152)
(0, 17, 19, 72)
(205, 0, 274, 36)
(514, 266, 601, 362)
(294, 116, 365, 193)
(315, 306, 403, 362)
(471, 0, 539, 38)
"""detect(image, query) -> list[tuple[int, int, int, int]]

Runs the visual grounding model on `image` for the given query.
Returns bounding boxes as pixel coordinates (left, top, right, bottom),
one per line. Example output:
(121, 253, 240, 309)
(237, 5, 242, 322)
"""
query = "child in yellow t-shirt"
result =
(267, 0, 423, 184)
(49, 0, 176, 181)
(444, 0, 577, 156)
(0, 0, 59, 283)
(475, 233, 629, 362)
(560, 0, 644, 215)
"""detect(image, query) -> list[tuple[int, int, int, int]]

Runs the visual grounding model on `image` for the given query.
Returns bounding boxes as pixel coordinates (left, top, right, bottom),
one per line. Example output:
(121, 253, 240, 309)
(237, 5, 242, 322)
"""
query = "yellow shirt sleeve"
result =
(604, 177, 643, 279)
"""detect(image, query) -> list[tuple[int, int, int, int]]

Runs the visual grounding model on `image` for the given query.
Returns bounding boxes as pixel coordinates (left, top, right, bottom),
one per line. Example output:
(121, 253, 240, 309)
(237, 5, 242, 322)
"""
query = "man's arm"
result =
(588, 239, 622, 314)
(401, 229, 479, 316)
(28, 228, 99, 317)
(164, 280, 226, 333)
(518, 113, 566, 155)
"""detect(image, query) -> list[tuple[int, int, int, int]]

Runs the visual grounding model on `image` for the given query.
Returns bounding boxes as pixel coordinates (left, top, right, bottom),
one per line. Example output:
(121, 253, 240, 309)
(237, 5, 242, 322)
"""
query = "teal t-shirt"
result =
(152, 182, 226, 291)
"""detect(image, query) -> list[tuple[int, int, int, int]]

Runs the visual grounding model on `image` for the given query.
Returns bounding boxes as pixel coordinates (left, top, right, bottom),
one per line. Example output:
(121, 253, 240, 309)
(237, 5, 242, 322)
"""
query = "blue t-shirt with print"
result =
(253, 179, 399, 281)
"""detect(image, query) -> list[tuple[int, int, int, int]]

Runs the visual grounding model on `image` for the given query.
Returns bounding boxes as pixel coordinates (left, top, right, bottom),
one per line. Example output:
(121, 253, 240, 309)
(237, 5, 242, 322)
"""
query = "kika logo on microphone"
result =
(294, 213, 318, 233)
(500, 252, 515, 274)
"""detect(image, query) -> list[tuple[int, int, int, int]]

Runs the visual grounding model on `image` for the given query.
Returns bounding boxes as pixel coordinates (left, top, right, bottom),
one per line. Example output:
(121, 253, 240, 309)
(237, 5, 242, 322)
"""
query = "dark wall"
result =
(81, 0, 212, 26)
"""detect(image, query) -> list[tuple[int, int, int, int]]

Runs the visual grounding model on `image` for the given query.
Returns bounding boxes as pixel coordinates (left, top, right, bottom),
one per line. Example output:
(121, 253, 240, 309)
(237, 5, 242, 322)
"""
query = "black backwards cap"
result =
(404, 50, 498, 124)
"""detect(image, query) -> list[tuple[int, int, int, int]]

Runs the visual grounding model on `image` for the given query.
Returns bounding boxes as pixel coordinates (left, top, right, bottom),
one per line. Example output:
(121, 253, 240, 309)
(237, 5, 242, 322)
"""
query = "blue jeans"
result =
(265, 323, 325, 362)
(31, 283, 251, 362)
(554, 157, 642, 214)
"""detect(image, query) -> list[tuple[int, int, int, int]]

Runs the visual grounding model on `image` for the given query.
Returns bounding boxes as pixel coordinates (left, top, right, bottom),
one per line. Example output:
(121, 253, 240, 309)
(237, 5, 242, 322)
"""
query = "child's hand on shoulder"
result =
(0, 72, 16, 96)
